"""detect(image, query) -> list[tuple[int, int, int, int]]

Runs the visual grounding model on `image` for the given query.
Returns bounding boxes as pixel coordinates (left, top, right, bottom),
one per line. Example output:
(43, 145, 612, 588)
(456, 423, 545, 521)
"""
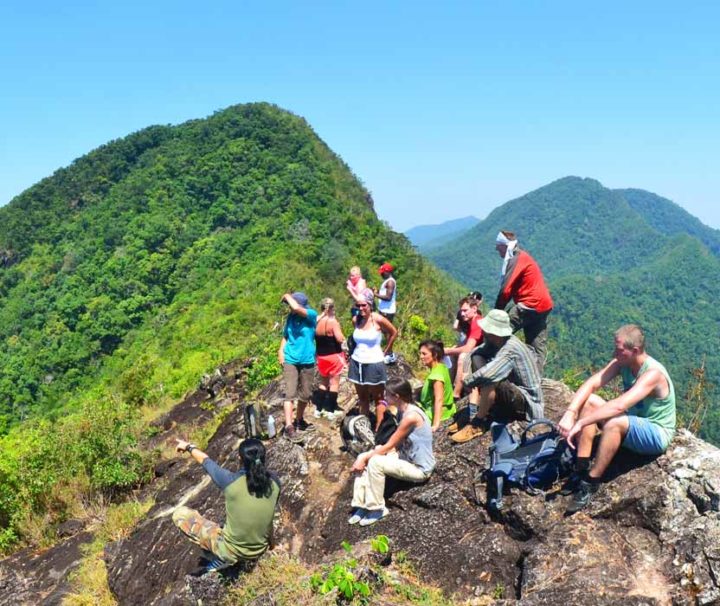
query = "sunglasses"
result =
(357, 303, 370, 308)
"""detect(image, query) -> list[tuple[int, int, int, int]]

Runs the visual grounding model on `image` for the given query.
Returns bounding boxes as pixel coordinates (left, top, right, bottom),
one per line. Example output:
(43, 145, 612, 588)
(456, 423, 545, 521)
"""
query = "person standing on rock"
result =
(374, 263, 398, 364)
(313, 297, 346, 420)
(172, 438, 280, 573)
(279, 292, 317, 443)
(559, 324, 676, 515)
(348, 290, 397, 425)
(348, 377, 435, 526)
(494, 231, 553, 373)
(449, 309, 543, 444)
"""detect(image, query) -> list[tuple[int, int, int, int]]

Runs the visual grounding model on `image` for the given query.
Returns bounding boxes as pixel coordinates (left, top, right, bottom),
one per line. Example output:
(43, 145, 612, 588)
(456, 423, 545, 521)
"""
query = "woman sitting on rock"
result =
(173, 437, 280, 572)
(418, 339, 456, 432)
(348, 377, 435, 526)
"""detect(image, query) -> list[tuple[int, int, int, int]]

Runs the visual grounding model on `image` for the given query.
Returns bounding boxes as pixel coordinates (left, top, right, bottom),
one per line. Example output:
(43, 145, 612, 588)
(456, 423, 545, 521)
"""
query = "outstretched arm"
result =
(558, 359, 621, 438)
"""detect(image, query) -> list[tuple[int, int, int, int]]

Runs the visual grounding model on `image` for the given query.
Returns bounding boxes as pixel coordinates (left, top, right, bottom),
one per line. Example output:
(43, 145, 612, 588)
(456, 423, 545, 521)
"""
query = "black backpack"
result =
(485, 419, 573, 511)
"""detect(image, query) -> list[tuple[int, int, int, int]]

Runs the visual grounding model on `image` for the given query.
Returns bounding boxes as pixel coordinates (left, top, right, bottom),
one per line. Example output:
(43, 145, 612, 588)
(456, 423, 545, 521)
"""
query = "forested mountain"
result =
(619, 188, 720, 255)
(0, 103, 460, 550)
(427, 177, 720, 443)
(405, 215, 480, 250)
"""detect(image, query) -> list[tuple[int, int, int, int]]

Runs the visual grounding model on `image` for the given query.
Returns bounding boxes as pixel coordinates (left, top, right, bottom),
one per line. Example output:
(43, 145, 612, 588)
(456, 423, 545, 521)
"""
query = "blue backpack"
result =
(485, 419, 573, 511)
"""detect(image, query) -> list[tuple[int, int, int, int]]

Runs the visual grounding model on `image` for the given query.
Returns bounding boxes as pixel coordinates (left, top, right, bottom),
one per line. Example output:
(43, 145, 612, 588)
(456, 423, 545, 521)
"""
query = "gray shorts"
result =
(348, 358, 387, 386)
(283, 363, 314, 401)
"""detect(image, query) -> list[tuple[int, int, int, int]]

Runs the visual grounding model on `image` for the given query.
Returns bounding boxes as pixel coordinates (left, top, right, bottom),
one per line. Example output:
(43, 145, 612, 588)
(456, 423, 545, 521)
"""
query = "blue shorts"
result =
(622, 416, 669, 455)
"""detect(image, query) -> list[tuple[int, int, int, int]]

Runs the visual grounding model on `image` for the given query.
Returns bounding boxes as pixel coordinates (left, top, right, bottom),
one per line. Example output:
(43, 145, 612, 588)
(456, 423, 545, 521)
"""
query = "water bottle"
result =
(266, 414, 276, 438)
(244, 402, 259, 438)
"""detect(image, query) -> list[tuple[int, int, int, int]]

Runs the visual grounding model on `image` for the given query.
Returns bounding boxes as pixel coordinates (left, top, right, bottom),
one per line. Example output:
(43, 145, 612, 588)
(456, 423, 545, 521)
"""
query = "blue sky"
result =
(1, 1, 718, 231)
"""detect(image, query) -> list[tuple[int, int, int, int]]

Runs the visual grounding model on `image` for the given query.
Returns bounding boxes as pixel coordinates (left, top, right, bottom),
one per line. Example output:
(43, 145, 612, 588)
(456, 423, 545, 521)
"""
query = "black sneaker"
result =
(565, 478, 599, 516)
(558, 472, 584, 496)
(294, 418, 316, 432)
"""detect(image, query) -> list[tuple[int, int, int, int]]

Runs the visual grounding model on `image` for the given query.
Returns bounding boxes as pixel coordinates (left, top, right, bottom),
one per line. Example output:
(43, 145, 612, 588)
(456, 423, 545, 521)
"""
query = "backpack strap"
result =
(520, 419, 557, 444)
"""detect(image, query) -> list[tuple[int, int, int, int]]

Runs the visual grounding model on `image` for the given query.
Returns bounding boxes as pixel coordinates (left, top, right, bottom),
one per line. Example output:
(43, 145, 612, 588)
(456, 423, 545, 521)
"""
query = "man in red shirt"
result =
(495, 231, 553, 373)
(444, 295, 484, 399)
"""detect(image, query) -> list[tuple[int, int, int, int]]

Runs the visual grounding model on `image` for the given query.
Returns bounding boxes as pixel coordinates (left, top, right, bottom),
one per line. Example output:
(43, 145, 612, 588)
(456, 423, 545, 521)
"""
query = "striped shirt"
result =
(463, 335, 544, 420)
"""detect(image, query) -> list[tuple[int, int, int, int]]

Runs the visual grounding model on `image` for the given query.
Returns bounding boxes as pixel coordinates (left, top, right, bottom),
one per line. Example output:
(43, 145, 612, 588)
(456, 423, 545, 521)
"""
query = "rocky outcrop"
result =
(2, 359, 720, 605)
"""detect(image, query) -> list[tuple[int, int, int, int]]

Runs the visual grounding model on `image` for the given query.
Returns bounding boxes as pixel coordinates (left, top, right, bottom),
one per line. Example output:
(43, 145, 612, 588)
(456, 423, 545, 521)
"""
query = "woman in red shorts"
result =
(314, 298, 346, 419)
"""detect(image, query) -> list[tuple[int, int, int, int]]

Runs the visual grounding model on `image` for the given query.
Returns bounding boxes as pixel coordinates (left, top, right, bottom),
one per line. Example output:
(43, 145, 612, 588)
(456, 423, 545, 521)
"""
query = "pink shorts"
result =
(317, 353, 346, 377)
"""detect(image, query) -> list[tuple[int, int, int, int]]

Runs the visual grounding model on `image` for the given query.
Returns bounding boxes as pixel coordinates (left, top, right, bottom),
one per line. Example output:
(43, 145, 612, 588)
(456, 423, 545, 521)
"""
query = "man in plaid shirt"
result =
(450, 309, 544, 444)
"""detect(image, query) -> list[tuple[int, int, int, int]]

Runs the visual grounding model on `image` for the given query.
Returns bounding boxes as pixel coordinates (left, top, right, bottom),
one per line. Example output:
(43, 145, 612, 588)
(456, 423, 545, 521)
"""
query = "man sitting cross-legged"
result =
(450, 309, 544, 444)
(559, 324, 676, 515)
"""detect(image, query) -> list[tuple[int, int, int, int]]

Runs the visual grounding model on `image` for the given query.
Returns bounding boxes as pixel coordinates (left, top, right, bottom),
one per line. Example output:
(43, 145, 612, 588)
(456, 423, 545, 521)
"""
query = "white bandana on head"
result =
(497, 232, 518, 281)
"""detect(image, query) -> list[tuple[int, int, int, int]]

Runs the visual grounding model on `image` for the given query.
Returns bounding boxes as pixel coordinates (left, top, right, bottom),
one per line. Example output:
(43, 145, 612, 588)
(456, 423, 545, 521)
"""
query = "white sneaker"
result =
(313, 408, 323, 419)
(384, 353, 397, 365)
(326, 409, 344, 421)
(359, 507, 389, 526)
(348, 508, 366, 525)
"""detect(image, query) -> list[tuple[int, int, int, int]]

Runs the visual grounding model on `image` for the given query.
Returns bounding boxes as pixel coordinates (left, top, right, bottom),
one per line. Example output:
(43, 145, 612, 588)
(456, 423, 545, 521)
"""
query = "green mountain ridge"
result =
(427, 176, 720, 443)
(0, 103, 460, 551)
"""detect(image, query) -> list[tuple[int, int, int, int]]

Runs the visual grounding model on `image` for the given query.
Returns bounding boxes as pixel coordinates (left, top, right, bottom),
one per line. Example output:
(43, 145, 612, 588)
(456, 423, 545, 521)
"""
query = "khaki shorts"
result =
(283, 363, 314, 401)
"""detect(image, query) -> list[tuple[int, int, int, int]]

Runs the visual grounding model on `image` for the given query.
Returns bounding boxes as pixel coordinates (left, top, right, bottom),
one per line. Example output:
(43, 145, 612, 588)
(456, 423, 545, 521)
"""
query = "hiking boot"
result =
(204, 556, 233, 574)
(284, 424, 305, 443)
(348, 508, 366, 525)
(294, 418, 316, 432)
(447, 421, 460, 434)
(565, 479, 600, 515)
(359, 507, 389, 526)
(450, 419, 485, 444)
(558, 472, 584, 496)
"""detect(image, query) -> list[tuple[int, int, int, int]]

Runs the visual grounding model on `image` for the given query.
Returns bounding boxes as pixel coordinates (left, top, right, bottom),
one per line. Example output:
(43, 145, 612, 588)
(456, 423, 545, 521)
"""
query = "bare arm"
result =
(558, 359, 621, 437)
(375, 279, 395, 301)
(444, 336, 478, 357)
(175, 439, 209, 465)
(278, 337, 287, 364)
(331, 319, 345, 343)
(431, 380, 444, 432)
(352, 411, 421, 471)
(282, 293, 308, 318)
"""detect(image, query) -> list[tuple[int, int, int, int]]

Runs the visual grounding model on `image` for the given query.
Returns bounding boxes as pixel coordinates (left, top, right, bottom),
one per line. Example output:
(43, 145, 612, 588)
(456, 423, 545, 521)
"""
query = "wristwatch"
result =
(185, 444, 197, 454)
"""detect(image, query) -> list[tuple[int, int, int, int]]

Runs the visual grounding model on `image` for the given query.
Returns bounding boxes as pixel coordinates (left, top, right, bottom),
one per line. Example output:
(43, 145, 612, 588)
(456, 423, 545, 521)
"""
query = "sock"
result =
(327, 391, 339, 412)
(576, 457, 591, 474)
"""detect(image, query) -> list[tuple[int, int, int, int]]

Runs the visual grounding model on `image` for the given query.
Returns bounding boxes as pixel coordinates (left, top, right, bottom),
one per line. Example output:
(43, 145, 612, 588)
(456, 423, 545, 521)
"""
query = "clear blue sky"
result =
(1, 1, 718, 231)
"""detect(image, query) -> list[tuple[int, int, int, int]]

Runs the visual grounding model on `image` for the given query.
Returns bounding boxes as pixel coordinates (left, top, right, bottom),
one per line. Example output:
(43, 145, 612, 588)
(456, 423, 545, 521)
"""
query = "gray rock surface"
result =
(2, 357, 720, 605)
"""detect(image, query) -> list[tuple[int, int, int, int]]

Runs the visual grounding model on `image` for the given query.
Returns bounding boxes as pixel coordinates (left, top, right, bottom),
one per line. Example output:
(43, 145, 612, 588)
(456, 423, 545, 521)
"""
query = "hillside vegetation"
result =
(426, 177, 720, 443)
(0, 103, 461, 551)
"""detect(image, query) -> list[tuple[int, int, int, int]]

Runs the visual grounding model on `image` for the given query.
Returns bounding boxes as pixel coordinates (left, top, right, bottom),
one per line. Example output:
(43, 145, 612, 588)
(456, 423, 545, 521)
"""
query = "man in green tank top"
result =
(558, 324, 676, 515)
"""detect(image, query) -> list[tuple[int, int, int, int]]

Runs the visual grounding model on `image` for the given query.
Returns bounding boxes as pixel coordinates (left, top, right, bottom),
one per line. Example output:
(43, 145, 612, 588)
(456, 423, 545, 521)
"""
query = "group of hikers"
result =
(172, 230, 677, 572)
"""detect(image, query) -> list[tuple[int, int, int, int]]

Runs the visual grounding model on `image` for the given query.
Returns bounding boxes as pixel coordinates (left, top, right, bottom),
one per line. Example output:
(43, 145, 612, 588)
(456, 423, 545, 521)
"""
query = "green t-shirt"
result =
(419, 363, 456, 423)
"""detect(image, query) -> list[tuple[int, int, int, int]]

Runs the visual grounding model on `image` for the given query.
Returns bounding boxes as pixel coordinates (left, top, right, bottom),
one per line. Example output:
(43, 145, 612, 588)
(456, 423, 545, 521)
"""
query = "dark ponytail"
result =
(239, 439, 273, 498)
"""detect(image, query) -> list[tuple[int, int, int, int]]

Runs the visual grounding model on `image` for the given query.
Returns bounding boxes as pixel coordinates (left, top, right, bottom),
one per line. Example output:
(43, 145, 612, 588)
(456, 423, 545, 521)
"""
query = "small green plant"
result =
(310, 562, 371, 601)
(492, 582, 505, 599)
(370, 534, 390, 555)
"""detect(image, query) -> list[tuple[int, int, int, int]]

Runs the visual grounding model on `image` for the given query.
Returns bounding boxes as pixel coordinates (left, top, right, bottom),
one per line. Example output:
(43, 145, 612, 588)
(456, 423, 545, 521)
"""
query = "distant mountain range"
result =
(423, 176, 720, 443)
(404, 215, 480, 250)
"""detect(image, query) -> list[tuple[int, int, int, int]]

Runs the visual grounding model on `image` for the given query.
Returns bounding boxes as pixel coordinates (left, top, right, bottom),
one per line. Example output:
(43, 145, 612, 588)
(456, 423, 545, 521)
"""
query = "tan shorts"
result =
(283, 363, 314, 401)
